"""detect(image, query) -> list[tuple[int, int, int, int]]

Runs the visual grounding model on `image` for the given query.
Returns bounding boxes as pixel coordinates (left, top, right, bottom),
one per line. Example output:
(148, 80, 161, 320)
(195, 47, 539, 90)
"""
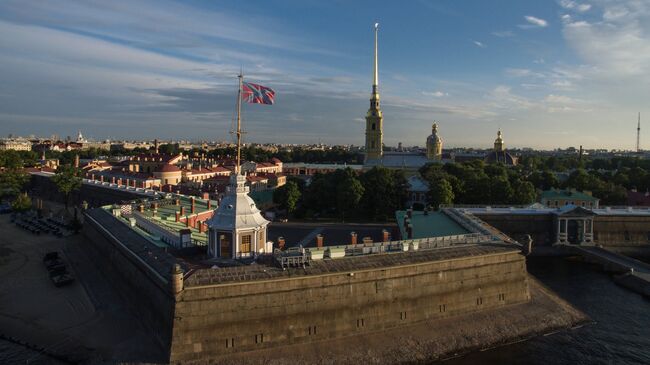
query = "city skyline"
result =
(0, 0, 648, 150)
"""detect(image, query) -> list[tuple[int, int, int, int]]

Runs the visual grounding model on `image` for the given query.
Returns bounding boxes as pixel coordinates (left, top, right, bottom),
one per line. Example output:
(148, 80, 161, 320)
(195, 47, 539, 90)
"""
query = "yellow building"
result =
(426, 123, 443, 161)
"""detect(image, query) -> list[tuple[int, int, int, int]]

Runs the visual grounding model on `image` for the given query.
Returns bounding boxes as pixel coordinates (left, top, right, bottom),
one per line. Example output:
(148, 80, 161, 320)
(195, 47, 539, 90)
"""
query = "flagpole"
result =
(236, 72, 243, 175)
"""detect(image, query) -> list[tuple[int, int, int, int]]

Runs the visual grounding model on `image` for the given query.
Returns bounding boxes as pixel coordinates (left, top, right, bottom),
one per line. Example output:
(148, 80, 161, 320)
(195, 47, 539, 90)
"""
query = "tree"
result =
(11, 192, 32, 212)
(511, 179, 537, 205)
(51, 165, 82, 210)
(360, 167, 407, 221)
(0, 170, 29, 198)
(428, 178, 454, 209)
(336, 174, 364, 221)
(273, 180, 301, 217)
(489, 176, 513, 204)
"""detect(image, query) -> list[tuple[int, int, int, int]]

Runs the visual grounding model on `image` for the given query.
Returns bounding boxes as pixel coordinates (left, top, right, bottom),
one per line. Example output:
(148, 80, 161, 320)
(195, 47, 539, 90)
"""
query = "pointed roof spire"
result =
(373, 22, 379, 88)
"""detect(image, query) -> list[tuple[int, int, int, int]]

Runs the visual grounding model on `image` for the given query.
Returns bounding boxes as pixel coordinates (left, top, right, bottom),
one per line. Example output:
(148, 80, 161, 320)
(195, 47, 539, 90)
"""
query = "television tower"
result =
(637, 112, 641, 153)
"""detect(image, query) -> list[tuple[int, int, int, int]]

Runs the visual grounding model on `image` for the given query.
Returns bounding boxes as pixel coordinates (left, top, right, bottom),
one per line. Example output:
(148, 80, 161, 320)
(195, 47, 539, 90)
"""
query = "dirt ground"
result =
(0, 208, 164, 364)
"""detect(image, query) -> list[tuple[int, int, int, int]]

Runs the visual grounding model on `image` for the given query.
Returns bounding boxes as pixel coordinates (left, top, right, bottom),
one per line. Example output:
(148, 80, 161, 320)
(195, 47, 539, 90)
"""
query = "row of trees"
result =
(274, 167, 407, 221)
(419, 162, 537, 208)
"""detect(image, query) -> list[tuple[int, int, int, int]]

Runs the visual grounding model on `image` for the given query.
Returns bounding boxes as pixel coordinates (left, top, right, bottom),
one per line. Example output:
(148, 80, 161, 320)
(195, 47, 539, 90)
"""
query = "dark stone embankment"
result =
(192, 278, 588, 365)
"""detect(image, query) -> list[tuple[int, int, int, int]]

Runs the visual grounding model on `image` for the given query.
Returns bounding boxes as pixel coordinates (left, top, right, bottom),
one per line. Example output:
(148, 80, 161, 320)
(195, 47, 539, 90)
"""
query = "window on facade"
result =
(624, 231, 631, 241)
(372, 123, 376, 130)
(241, 234, 252, 253)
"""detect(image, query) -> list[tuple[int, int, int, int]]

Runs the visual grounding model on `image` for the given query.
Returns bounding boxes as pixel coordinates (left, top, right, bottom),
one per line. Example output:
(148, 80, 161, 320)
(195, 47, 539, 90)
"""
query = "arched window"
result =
(371, 123, 376, 131)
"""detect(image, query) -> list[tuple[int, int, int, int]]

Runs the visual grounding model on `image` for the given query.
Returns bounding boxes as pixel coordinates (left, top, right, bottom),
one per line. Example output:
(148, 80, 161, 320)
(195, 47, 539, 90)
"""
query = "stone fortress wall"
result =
(80, 208, 531, 364)
(169, 249, 530, 363)
(476, 213, 650, 247)
(82, 211, 176, 357)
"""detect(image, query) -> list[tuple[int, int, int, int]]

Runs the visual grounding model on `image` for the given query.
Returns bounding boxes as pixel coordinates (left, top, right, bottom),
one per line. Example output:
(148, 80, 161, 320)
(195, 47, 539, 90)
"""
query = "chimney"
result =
(191, 197, 195, 214)
(117, 178, 122, 187)
(199, 221, 207, 233)
(175, 198, 180, 206)
(350, 232, 357, 246)
(175, 212, 180, 222)
(207, 199, 212, 209)
(91, 173, 95, 181)
(202, 192, 210, 200)
(382, 229, 390, 242)
(278, 237, 285, 250)
(316, 234, 324, 248)
(100, 175, 104, 183)
(111, 176, 116, 184)
(185, 218, 190, 227)
(138, 204, 144, 213)
(180, 206, 185, 216)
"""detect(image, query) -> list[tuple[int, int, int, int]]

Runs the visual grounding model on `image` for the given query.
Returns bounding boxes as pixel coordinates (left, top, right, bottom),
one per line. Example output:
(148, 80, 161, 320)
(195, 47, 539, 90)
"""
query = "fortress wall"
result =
(30, 174, 144, 207)
(475, 214, 554, 246)
(83, 215, 175, 355)
(169, 250, 529, 363)
(594, 216, 650, 246)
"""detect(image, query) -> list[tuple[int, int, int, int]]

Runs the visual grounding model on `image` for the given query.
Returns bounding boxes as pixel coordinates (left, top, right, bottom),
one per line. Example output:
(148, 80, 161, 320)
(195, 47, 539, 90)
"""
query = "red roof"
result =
(158, 164, 181, 173)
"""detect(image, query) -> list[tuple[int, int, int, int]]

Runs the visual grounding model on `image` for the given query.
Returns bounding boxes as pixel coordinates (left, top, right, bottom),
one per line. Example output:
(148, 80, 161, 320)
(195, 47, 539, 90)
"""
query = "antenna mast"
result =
(636, 112, 641, 153)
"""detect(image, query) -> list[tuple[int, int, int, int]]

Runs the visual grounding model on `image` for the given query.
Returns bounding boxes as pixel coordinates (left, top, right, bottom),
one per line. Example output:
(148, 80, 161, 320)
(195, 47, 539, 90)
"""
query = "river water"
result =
(438, 257, 650, 365)
(2, 257, 649, 364)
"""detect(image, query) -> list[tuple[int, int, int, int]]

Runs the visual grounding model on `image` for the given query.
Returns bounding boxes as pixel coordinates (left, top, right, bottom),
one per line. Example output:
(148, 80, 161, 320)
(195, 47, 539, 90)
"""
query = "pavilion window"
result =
(241, 234, 252, 253)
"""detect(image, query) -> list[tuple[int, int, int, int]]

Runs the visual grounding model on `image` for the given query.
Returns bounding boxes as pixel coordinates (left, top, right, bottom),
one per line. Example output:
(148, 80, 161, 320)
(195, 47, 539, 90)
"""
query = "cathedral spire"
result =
(373, 22, 379, 93)
(364, 22, 384, 163)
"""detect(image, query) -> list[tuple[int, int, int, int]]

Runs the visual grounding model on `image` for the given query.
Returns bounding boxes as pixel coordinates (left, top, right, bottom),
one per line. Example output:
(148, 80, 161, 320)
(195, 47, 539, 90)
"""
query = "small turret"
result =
(170, 264, 184, 294)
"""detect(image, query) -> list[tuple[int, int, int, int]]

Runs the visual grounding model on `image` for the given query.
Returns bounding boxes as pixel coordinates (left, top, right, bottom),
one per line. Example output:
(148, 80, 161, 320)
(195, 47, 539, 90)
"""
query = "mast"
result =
(236, 73, 243, 175)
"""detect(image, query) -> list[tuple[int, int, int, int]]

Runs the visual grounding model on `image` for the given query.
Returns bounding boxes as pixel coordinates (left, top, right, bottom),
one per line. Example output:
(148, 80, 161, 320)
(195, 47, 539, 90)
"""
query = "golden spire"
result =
(373, 22, 379, 93)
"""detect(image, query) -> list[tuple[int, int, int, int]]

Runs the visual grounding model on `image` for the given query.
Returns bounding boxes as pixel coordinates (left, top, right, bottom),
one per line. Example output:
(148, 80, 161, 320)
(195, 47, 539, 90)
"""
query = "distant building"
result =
(627, 190, 650, 206)
(484, 130, 518, 166)
(406, 175, 429, 208)
(0, 138, 32, 151)
(540, 189, 599, 209)
(426, 123, 443, 161)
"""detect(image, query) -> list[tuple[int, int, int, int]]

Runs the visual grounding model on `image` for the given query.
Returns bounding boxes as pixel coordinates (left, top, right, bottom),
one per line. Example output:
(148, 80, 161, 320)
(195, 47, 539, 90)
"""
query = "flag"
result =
(242, 82, 275, 105)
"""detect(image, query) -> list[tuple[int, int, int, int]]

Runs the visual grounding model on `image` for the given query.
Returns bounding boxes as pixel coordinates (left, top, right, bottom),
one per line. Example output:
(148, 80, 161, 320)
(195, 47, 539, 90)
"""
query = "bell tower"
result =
(494, 130, 504, 152)
(365, 23, 383, 162)
(426, 122, 443, 160)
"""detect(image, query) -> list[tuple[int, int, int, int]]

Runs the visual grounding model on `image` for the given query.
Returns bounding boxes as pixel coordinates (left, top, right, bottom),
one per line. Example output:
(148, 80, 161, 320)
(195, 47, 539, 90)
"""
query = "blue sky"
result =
(0, 0, 648, 150)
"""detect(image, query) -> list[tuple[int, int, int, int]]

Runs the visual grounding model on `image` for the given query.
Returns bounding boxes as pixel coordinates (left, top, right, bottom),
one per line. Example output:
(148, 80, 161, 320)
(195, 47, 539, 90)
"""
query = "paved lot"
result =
(0, 212, 163, 364)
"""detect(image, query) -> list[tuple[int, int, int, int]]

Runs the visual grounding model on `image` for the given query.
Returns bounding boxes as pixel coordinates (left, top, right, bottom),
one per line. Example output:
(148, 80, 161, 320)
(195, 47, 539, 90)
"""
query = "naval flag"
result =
(242, 82, 275, 105)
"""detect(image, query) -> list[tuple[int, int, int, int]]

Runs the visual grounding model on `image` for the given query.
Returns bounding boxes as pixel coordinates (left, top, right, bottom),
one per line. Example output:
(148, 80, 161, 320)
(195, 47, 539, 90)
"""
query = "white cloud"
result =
(473, 40, 487, 48)
(491, 30, 514, 37)
(559, 0, 591, 13)
(423, 91, 448, 97)
(522, 16, 548, 28)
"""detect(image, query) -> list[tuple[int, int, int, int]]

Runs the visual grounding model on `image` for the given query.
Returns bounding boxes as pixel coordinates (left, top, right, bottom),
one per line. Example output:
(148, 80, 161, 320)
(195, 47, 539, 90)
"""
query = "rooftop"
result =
(184, 242, 517, 287)
(395, 210, 470, 239)
(540, 189, 599, 202)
